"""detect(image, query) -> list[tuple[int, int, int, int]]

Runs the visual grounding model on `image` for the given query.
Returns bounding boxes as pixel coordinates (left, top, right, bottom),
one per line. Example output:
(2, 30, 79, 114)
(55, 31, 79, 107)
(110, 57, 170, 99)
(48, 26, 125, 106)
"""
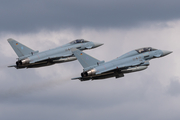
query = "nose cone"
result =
(161, 50, 173, 57)
(93, 42, 104, 48)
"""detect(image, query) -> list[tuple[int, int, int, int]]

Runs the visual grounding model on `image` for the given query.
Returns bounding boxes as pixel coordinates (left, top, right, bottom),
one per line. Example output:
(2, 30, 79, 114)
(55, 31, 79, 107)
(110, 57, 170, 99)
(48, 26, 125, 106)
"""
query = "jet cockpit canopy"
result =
(136, 47, 157, 53)
(70, 39, 89, 44)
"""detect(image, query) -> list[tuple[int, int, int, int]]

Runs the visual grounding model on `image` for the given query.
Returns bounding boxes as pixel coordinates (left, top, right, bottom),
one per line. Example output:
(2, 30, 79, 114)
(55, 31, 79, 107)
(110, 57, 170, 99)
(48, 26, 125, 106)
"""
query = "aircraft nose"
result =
(93, 42, 104, 48)
(161, 50, 173, 57)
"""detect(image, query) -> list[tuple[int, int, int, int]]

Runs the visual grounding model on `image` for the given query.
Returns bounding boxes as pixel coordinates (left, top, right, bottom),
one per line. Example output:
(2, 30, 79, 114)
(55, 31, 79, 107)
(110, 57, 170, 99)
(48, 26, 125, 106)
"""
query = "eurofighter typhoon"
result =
(71, 47, 172, 81)
(7, 38, 103, 69)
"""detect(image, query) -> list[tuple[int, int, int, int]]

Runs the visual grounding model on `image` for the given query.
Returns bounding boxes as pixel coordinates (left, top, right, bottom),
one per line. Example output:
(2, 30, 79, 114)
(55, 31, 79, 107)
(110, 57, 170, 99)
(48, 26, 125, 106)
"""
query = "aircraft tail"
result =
(7, 38, 35, 57)
(71, 48, 101, 68)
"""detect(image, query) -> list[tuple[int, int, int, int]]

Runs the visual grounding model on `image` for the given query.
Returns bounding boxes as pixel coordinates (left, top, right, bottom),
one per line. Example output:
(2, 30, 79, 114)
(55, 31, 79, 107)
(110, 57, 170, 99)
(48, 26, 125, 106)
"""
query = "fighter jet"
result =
(7, 38, 103, 69)
(71, 47, 172, 81)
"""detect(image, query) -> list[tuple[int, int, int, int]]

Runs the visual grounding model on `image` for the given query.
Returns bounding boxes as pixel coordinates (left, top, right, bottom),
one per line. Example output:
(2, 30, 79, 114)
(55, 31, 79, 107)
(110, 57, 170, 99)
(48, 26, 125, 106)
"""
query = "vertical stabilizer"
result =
(7, 38, 35, 57)
(71, 48, 100, 68)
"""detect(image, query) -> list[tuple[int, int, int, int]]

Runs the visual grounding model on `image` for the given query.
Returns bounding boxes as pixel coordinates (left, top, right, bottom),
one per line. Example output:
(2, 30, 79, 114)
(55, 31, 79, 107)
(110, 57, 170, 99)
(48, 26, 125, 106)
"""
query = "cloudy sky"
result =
(0, 0, 180, 120)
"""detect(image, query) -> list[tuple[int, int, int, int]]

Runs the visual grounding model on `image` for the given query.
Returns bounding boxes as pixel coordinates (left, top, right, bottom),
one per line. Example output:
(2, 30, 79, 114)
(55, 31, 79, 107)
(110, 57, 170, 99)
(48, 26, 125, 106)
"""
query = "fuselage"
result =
(80, 47, 172, 81)
(15, 39, 103, 69)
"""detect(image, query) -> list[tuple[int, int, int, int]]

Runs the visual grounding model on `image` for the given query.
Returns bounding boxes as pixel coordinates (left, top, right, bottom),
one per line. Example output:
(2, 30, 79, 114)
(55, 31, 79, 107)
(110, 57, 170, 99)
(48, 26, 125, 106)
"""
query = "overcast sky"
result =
(0, 0, 180, 120)
(1, 0, 180, 32)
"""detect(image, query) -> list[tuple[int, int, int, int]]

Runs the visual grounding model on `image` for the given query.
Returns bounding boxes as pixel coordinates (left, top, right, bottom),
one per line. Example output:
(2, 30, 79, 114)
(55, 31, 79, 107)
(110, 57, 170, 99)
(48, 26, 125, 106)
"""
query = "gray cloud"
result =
(1, 0, 180, 32)
(167, 77, 180, 96)
(0, 8, 180, 120)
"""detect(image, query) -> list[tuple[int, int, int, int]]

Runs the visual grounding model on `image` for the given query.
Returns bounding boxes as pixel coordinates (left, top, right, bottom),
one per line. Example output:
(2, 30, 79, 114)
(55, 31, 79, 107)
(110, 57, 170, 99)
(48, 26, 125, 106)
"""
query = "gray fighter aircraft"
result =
(7, 38, 103, 69)
(71, 47, 172, 81)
